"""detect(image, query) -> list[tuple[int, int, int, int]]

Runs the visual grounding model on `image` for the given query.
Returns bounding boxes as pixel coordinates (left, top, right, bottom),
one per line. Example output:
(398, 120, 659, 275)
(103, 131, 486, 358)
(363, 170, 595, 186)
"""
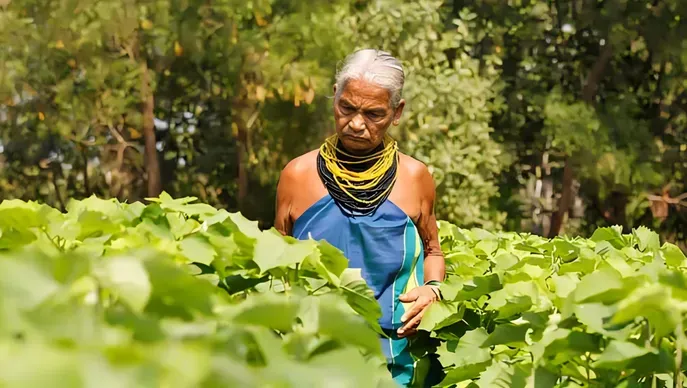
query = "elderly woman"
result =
(274, 49, 445, 386)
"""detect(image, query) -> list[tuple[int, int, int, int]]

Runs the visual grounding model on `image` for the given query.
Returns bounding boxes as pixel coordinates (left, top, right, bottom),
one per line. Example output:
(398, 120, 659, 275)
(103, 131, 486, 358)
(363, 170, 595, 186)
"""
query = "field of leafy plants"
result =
(0, 194, 686, 387)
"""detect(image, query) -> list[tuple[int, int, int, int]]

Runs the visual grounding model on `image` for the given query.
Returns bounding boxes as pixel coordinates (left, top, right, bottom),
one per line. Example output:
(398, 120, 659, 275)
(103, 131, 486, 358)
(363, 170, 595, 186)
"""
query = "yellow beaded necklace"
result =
(317, 134, 399, 212)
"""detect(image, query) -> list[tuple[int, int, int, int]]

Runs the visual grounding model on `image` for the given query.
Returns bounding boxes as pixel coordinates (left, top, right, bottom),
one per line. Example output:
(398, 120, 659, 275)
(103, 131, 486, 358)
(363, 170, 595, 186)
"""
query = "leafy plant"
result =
(0, 194, 395, 387)
(418, 222, 687, 387)
(1, 194, 687, 387)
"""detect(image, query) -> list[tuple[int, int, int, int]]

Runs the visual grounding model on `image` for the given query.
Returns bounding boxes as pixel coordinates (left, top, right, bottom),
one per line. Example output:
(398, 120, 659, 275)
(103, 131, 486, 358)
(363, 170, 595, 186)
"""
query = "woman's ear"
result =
(392, 99, 406, 125)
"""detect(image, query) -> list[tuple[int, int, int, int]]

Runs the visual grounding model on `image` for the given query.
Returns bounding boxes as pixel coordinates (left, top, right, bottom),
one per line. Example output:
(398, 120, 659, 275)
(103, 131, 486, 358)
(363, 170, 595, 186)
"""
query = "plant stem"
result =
(586, 352, 591, 384)
(675, 320, 684, 388)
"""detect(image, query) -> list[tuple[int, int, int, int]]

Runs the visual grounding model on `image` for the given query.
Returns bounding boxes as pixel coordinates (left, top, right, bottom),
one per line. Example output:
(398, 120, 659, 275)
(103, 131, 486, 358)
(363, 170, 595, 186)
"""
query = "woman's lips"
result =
(342, 135, 367, 142)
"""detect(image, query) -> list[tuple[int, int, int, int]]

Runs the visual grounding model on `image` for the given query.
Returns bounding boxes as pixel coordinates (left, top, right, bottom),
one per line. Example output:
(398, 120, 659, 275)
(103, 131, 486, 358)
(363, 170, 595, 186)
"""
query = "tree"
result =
(451, 0, 687, 243)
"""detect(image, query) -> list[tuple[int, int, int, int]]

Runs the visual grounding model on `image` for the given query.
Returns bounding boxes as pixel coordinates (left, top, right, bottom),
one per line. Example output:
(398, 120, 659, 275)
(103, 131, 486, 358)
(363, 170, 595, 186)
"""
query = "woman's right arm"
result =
(274, 164, 295, 236)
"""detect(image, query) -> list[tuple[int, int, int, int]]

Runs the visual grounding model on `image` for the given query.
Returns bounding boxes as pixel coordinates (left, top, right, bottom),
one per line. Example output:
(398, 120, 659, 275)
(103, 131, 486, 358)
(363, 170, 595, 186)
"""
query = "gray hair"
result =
(334, 49, 405, 108)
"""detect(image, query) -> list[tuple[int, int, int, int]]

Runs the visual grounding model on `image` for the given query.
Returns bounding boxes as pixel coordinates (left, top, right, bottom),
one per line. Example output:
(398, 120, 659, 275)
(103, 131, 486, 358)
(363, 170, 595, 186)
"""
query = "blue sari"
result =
(293, 194, 436, 386)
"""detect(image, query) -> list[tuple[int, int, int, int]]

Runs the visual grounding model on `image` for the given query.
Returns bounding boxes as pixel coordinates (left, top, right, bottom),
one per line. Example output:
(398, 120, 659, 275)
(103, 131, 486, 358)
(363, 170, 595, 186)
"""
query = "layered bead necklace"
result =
(317, 134, 399, 216)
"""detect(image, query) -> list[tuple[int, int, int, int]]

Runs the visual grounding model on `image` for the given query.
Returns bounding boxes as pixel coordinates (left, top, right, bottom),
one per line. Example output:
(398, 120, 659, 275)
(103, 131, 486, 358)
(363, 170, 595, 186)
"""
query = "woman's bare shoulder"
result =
(398, 152, 432, 180)
(280, 149, 319, 180)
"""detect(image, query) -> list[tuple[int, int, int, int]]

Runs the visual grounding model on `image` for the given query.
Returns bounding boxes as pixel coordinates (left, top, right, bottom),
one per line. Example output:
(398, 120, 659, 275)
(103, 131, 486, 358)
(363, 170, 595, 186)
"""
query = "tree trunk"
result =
(548, 162, 574, 237)
(81, 144, 90, 197)
(236, 120, 248, 212)
(581, 44, 613, 103)
(548, 43, 613, 237)
(141, 62, 162, 198)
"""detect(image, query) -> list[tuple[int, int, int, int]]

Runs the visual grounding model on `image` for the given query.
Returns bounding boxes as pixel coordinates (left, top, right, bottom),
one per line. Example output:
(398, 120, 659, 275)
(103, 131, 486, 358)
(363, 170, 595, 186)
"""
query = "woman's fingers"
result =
(398, 296, 430, 336)
(400, 295, 428, 323)
(398, 327, 417, 338)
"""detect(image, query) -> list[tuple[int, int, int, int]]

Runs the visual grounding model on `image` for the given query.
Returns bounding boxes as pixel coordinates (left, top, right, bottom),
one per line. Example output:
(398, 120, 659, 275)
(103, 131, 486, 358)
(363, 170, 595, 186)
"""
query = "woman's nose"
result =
(349, 114, 366, 132)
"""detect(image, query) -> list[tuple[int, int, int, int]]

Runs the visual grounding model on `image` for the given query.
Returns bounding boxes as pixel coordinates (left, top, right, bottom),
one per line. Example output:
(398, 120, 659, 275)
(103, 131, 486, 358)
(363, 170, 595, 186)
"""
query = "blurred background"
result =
(1, 0, 685, 248)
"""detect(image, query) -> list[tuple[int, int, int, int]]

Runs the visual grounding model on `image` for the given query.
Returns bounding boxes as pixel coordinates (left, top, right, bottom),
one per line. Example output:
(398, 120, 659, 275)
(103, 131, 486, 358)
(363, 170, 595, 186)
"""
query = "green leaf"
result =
(475, 239, 498, 256)
(229, 292, 300, 332)
(600, 250, 635, 277)
(77, 210, 120, 239)
(486, 282, 538, 318)
(179, 235, 216, 266)
(550, 273, 579, 299)
(0, 342, 81, 386)
(303, 240, 349, 287)
(95, 255, 151, 313)
(299, 294, 382, 354)
(253, 231, 316, 273)
(340, 270, 383, 335)
(0, 256, 60, 309)
(0, 227, 37, 249)
(530, 328, 599, 363)
(447, 273, 502, 301)
(529, 365, 558, 388)
(492, 253, 519, 271)
(633, 226, 660, 252)
(661, 242, 687, 268)
(590, 226, 626, 249)
(417, 301, 464, 332)
(573, 267, 623, 303)
(482, 323, 530, 347)
(145, 257, 216, 318)
(610, 283, 679, 338)
(0, 200, 43, 229)
(552, 239, 580, 262)
(474, 361, 530, 388)
(658, 271, 687, 300)
(558, 256, 597, 275)
(436, 328, 491, 386)
(593, 341, 654, 369)
(574, 302, 612, 330)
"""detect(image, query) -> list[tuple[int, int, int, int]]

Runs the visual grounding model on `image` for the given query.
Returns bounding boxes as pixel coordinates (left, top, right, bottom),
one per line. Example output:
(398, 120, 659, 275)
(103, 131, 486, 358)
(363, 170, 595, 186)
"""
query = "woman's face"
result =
(333, 79, 405, 154)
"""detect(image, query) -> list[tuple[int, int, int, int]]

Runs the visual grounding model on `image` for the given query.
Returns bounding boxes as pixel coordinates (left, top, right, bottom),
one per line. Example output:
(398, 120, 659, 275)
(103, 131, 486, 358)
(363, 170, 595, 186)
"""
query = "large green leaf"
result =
(253, 231, 316, 273)
(229, 292, 300, 333)
(590, 227, 626, 249)
(593, 341, 654, 369)
(661, 243, 687, 268)
(573, 267, 623, 303)
(444, 273, 502, 301)
(486, 281, 539, 318)
(0, 256, 61, 309)
(436, 328, 492, 386)
(95, 255, 151, 313)
(301, 240, 348, 287)
(0, 200, 44, 229)
(574, 303, 630, 339)
(179, 235, 217, 266)
(474, 361, 530, 388)
(482, 323, 530, 347)
(417, 301, 465, 332)
(610, 284, 680, 338)
(339, 269, 384, 335)
(633, 226, 660, 253)
(529, 328, 599, 363)
(298, 294, 383, 354)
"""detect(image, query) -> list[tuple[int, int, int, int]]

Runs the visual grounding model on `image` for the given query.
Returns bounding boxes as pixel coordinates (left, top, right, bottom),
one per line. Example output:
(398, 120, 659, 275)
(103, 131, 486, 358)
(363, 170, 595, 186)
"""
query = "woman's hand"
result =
(396, 285, 440, 338)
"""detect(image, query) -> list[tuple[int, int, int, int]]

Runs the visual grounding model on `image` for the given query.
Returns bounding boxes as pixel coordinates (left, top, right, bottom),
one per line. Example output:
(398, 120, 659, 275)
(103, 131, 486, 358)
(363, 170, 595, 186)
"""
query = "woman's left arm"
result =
(417, 167, 445, 283)
(397, 165, 446, 338)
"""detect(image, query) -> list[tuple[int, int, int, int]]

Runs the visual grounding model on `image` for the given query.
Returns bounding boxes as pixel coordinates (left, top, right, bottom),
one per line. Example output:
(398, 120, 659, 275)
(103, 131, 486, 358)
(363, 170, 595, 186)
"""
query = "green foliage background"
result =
(1, 1, 686, 240)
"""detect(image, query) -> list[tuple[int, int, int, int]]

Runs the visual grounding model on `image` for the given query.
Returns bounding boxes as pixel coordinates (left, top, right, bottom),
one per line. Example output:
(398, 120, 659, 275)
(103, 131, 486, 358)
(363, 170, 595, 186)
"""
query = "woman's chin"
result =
(340, 139, 373, 154)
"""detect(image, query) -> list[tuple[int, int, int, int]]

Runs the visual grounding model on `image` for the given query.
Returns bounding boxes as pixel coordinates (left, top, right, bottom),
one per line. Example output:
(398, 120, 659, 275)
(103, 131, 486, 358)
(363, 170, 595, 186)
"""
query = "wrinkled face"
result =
(333, 78, 405, 154)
